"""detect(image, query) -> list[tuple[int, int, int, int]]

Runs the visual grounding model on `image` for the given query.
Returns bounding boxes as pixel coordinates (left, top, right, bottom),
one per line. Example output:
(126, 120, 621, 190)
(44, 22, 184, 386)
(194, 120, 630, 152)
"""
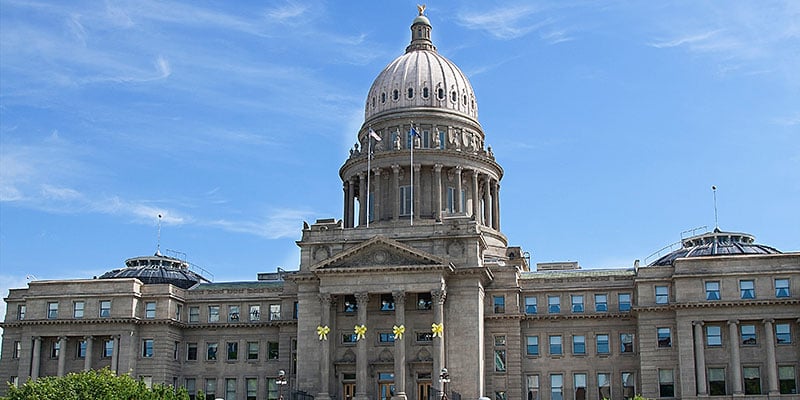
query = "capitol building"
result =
(1, 9, 799, 400)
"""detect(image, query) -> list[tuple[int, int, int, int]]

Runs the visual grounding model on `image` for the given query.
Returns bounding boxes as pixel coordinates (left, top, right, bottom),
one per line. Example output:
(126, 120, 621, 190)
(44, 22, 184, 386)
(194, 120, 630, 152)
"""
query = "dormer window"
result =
(407, 88, 414, 99)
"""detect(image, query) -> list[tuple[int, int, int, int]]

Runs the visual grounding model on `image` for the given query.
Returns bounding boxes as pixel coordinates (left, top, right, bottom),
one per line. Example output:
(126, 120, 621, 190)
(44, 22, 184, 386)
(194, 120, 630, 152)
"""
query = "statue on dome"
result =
(432, 128, 441, 149)
(393, 129, 402, 150)
(417, 4, 426, 16)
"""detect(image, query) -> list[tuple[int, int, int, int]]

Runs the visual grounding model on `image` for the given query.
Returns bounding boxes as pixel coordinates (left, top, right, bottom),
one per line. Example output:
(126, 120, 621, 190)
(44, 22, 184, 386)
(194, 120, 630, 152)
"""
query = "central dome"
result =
(364, 12, 478, 124)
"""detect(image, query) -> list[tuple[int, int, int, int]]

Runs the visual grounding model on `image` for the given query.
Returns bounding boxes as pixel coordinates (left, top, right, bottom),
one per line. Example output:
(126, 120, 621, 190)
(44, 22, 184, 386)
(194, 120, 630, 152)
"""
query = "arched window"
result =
(451, 91, 457, 102)
(463, 95, 467, 105)
(422, 87, 429, 98)
(372, 97, 376, 108)
(438, 88, 445, 100)
(393, 89, 399, 101)
(381, 92, 386, 103)
(407, 88, 414, 99)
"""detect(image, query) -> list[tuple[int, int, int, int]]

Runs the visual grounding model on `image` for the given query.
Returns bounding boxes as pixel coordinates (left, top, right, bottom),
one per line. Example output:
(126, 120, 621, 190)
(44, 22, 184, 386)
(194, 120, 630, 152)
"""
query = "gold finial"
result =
(417, 4, 426, 16)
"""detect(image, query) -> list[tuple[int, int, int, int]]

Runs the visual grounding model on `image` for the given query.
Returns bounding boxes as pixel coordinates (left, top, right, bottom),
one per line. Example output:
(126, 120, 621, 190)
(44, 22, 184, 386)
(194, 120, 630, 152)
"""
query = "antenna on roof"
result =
(156, 214, 163, 256)
(711, 185, 719, 229)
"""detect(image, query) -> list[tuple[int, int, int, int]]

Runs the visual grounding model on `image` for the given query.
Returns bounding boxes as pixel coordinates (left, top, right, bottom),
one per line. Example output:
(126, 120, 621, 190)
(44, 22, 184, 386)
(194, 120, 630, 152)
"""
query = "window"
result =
(208, 306, 220, 322)
(595, 294, 608, 312)
(548, 295, 560, 313)
(267, 378, 279, 400)
(293, 301, 298, 319)
(597, 334, 610, 354)
(524, 296, 537, 314)
(17, 304, 26, 320)
(47, 302, 58, 319)
(494, 349, 506, 372)
(392, 89, 399, 101)
(187, 343, 198, 360)
(655, 286, 669, 304)
(706, 281, 721, 300)
(379, 332, 395, 343)
(740, 280, 755, 299)
(145, 301, 156, 319)
(776, 323, 792, 344)
(9, 376, 18, 388)
(659, 369, 675, 397)
(206, 342, 218, 360)
(574, 373, 587, 400)
(175, 304, 182, 321)
(268, 341, 279, 360)
(269, 304, 281, 320)
(495, 392, 506, 400)
(247, 341, 259, 360)
(380, 294, 395, 311)
(343, 295, 357, 312)
(572, 335, 586, 355)
(526, 336, 539, 356)
(741, 324, 757, 345)
(73, 301, 84, 318)
(407, 87, 414, 98)
(228, 305, 240, 322)
(51, 340, 60, 358)
(141, 376, 153, 389)
(342, 333, 358, 344)
(437, 88, 445, 100)
(446, 187, 456, 213)
(658, 327, 672, 348)
(205, 378, 216, 400)
(707, 326, 722, 346)
(77, 340, 86, 358)
(189, 306, 199, 323)
(618, 293, 631, 312)
(779, 366, 797, 395)
(598, 373, 611, 400)
(549, 335, 562, 356)
(103, 340, 113, 358)
(13, 341, 21, 358)
(550, 374, 563, 400)
(493, 296, 505, 313)
(246, 378, 258, 400)
(708, 368, 726, 396)
(526, 375, 540, 400)
(422, 87, 429, 98)
(450, 91, 457, 102)
(185, 378, 196, 400)
(142, 339, 154, 358)
(571, 295, 584, 313)
(246, 304, 259, 321)
(173, 341, 179, 360)
(417, 293, 432, 310)
(227, 342, 238, 360)
(225, 378, 236, 400)
(381, 92, 386, 103)
(743, 367, 761, 395)
(622, 372, 635, 400)
(416, 331, 433, 342)
(99, 300, 111, 317)
(620, 333, 634, 353)
(775, 279, 790, 298)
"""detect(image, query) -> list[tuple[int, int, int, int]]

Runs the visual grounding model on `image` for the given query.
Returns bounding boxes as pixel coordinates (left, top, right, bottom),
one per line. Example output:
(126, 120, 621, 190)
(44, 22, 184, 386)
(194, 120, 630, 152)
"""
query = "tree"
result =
(4, 368, 190, 400)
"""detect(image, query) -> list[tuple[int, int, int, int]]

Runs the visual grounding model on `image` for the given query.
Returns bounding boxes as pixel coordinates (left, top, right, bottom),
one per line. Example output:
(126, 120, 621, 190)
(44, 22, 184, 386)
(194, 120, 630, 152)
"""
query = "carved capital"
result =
(84, 335, 94, 341)
(431, 289, 446, 304)
(434, 164, 443, 173)
(355, 292, 370, 306)
(319, 293, 333, 307)
(392, 291, 406, 304)
(372, 167, 382, 176)
(762, 318, 775, 325)
(692, 321, 705, 327)
(727, 319, 739, 326)
(392, 165, 401, 174)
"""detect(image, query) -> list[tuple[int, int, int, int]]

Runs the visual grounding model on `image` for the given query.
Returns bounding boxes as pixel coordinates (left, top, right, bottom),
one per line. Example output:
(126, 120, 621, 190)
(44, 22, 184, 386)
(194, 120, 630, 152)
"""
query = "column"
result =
(454, 166, 463, 213)
(84, 336, 94, 371)
(763, 319, 779, 395)
(392, 165, 401, 220)
(471, 170, 480, 220)
(318, 294, 333, 400)
(348, 179, 357, 228)
(434, 164, 443, 222)
(693, 322, 707, 396)
(728, 320, 742, 395)
(354, 292, 370, 400)
(57, 336, 67, 376)
(31, 336, 41, 380)
(343, 183, 349, 228)
(413, 165, 421, 220)
(432, 289, 446, 397)
(393, 291, 407, 400)
(358, 173, 367, 226)
(111, 335, 120, 374)
(491, 181, 500, 230)
(373, 168, 382, 223)
(483, 175, 491, 227)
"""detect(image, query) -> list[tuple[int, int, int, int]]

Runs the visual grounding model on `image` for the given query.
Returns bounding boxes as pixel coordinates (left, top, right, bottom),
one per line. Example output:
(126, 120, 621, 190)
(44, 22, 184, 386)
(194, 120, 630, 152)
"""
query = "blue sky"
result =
(1, 0, 799, 310)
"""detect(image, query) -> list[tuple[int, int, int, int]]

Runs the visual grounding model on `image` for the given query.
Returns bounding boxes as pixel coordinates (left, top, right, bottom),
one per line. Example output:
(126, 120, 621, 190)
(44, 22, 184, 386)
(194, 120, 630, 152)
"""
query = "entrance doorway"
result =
(418, 381, 432, 400)
(342, 383, 355, 400)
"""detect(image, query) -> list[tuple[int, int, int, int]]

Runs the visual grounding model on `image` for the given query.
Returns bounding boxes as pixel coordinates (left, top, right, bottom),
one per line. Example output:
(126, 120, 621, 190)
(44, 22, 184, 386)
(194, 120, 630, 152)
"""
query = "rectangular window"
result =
(595, 294, 608, 312)
(446, 187, 455, 213)
(208, 306, 219, 322)
(526, 336, 539, 356)
(741, 324, 757, 345)
(205, 378, 216, 400)
(145, 301, 156, 319)
(246, 378, 257, 400)
(17, 304, 26, 320)
(597, 334, 610, 354)
(659, 369, 675, 398)
(775, 278, 790, 298)
(228, 305, 240, 322)
(744, 367, 761, 395)
(598, 373, 611, 400)
(343, 295, 357, 312)
(267, 378, 279, 400)
(571, 295, 584, 313)
(189, 306, 199, 323)
(417, 293, 432, 310)
(142, 339, 153, 358)
(175, 304, 182, 321)
(77, 340, 86, 358)
(379, 332, 395, 343)
(493, 295, 505, 313)
(706, 281, 721, 300)
(185, 378, 196, 400)
(103, 340, 113, 358)
(342, 333, 358, 344)
(225, 378, 236, 400)
(247, 341, 259, 360)
(658, 327, 672, 348)
(9, 377, 18, 388)
(47, 302, 58, 319)
(293, 301, 298, 319)
(526, 375, 540, 400)
(524, 296, 537, 314)
(51, 341, 60, 358)
(416, 331, 433, 342)
(549, 335, 562, 356)
(494, 349, 506, 372)
(779, 366, 797, 395)
(551, 374, 563, 400)
(548, 295, 560, 313)
(707, 326, 722, 346)
(206, 342, 218, 360)
(380, 293, 395, 311)
(174, 341, 179, 360)
(655, 285, 669, 304)
(268, 341, 279, 360)
(73, 301, 84, 318)
(495, 391, 507, 400)
(574, 373, 587, 400)
(401, 185, 413, 215)
(622, 372, 635, 400)
(620, 333, 634, 353)
(187, 343, 198, 360)
(13, 341, 21, 358)
(776, 323, 792, 344)
(269, 304, 281, 320)
(572, 335, 585, 355)
(99, 300, 111, 318)
(618, 293, 631, 312)
(227, 342, 238, 360)
(708, 368, 726, 396)
(740, 280, 755, 299)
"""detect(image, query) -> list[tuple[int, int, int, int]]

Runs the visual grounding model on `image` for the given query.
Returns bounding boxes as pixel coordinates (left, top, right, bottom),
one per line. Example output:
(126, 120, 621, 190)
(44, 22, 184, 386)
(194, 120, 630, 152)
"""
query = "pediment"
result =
(311, 235, 447, 272)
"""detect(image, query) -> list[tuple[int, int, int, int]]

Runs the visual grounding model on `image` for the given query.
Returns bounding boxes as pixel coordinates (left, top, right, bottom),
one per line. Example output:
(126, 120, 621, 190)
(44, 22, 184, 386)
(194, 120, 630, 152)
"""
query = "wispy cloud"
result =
(208, 208, 314, 240)
(649, 30, 723, 49)
(457, 5, 552, 40)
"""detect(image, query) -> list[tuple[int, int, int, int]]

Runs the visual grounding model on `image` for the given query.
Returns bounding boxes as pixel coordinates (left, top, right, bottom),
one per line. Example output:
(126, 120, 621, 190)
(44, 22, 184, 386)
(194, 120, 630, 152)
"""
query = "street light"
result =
(439, 368, 450, 400)
(276, 370, 288, 400)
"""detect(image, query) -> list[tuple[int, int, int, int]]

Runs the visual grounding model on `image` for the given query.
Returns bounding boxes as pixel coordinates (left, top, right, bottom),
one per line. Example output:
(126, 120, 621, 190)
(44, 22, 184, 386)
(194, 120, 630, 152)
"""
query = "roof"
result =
(520, 268, 635, 280)
(648, 228, 781, 266)
(99, 254, 209, 289)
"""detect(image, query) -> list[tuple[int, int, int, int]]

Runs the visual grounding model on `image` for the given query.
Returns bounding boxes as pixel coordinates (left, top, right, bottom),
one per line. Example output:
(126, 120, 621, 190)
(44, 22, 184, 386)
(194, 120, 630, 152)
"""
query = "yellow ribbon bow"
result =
(431, 322, 444, 338)
(392, 324, 405, 340)
(354, 324, 367, 341)
(316, 325, 330, 341)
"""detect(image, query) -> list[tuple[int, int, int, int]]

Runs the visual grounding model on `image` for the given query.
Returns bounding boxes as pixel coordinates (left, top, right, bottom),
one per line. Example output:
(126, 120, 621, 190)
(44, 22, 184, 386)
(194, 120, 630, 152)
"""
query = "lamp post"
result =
(276, 370, 288, 400)
(439, 367, 450, 400)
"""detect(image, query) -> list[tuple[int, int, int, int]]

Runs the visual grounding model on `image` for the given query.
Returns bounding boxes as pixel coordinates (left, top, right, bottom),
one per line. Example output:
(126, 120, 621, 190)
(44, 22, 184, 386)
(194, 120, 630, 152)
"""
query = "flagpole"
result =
(366, 128, 371, 228)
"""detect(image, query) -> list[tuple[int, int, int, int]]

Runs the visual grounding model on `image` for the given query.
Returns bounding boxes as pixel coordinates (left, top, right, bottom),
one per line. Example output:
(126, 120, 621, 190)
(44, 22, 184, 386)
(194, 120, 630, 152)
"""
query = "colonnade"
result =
(29, 335, 119, 380)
